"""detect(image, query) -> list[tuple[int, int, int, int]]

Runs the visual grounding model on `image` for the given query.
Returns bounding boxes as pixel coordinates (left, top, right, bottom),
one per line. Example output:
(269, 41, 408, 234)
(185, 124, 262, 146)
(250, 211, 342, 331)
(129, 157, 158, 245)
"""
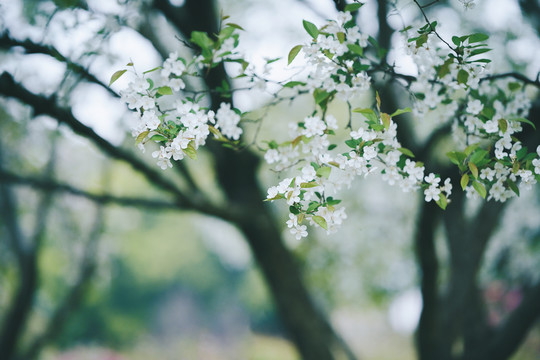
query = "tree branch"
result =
(483, 72, 540, 88)
(0, 71, 236, 222)
(0, 34, 118, 98)
(0, 168, 180, 210)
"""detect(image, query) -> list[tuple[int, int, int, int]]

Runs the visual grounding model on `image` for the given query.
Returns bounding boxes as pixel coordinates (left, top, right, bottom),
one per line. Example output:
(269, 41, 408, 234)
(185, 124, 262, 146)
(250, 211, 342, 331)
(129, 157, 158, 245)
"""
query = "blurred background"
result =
(0, 0, 539, 359)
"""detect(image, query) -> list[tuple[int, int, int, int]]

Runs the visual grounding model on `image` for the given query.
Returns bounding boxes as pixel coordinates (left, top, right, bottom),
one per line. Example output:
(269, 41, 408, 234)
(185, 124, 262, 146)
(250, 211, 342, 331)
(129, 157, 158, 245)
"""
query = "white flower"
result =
(404, 159, 424, 180)
(141, 110, 160, 130)
(264, 149, 280, 164)
(533, 158, 540, 175)
(129, 77, 150, 92)
(303, 116, 326, 137)
(362, 145, 377, 161)
(484, 120, 498, 133)
(480, 167, 495, 181)
(424, 173, 441, 185)
(216, 102, 242, 140)
(286, 214, 298, 228)
(290, 224, 308, 240)
(518, 170, 537, 191)
(382, 166, 401, 185)
(267, 186, 279, 199)
(162, 52, 186, 77)
(140, 96, 155, 110)
(442, 178, 453, 196)
(152, 146, 172, 170)
(466, 99, 484, 115)
(350, 127, 364, 140)
(301, 165, 317, 182)
(352, 72, 371, 91)
(424, 185, 441, 202)
(325, 115, 338, 129)
(385, 150, 401, 166)
(168, 78, 185, 91)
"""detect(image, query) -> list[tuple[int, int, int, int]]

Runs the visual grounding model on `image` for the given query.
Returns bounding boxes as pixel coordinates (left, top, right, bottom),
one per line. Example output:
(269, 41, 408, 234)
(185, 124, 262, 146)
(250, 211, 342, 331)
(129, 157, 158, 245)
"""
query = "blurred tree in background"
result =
(0, 1, 539, 360)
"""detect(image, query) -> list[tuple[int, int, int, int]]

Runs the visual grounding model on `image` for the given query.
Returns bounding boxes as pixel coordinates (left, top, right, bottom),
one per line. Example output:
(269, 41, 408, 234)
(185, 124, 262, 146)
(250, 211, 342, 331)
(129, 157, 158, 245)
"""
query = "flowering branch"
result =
(0, 72, 237, 222)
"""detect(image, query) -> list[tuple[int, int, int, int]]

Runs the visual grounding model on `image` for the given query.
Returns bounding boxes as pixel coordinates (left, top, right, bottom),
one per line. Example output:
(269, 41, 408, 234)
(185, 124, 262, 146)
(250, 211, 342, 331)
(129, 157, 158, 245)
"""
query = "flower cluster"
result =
(405, 25, 540, 202)
(113, 22, 249, 169)
(265, 98, 452, 239)
(288, 9, 373, 102)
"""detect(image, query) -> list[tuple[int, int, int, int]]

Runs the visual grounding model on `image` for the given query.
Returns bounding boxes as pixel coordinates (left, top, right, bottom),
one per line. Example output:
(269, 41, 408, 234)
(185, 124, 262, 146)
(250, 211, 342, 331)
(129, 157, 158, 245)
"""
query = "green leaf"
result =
(347, 44, 364, 56)
(225, 23, 244, 30)
(514, 117, 536, 130)
(390, 107, 411, 117)
(436, 193, 448, 210)
(288, 45, 303, 65)
(266, 57, 281, 64)
(464, 143, 480, 156)
(337, 32, 346, 43)
(352, 108, 378, 123)
(307, 202, 320, 212)
(416, 33, 428, 47)
(301, 182, 319, 188)
(283, 81, 306, 88)
(452, 36, 461, 46)
(381, 113, 391, 130)
(468, 162, 479, 179)
(470, 48, 491, 57)
(498, 118, 508, 133)
(314, 89, 331, 106)
(447, 151, 467, 168)
(135, 130, 149, 145)
(150, 134, 167, 142)
(143, 66, 162, 74)
(344, 3, 364, 12)
(516, 147, 528, 161)
(327, 197, 341, 206)
(397, 147, 415, 158)
(302, 20, 319, 39)
(470, 149, 489, 164)
(468, 33, 489, 43)
(183, 142, 198, 160)
(512, 160, 520, 174)
(157, 86, 173, 95)
(472, 181, 487, 199)
(481, 106, 495, 119)
(437, 58, 454, 78)
(264, 194, 284, 202)
(457, 69, 469, 85)
(289, 205, 300, 215)
(461, 174, 470, 190)
(508, 82, 521, 91)
(312, 215, 328, 230)
(316, 166, 331, 179)
(345, 139, 358, 148)
(190, 31, 214, 51)
(507, 179, 520, 196)
(108, 69, 127, 86)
